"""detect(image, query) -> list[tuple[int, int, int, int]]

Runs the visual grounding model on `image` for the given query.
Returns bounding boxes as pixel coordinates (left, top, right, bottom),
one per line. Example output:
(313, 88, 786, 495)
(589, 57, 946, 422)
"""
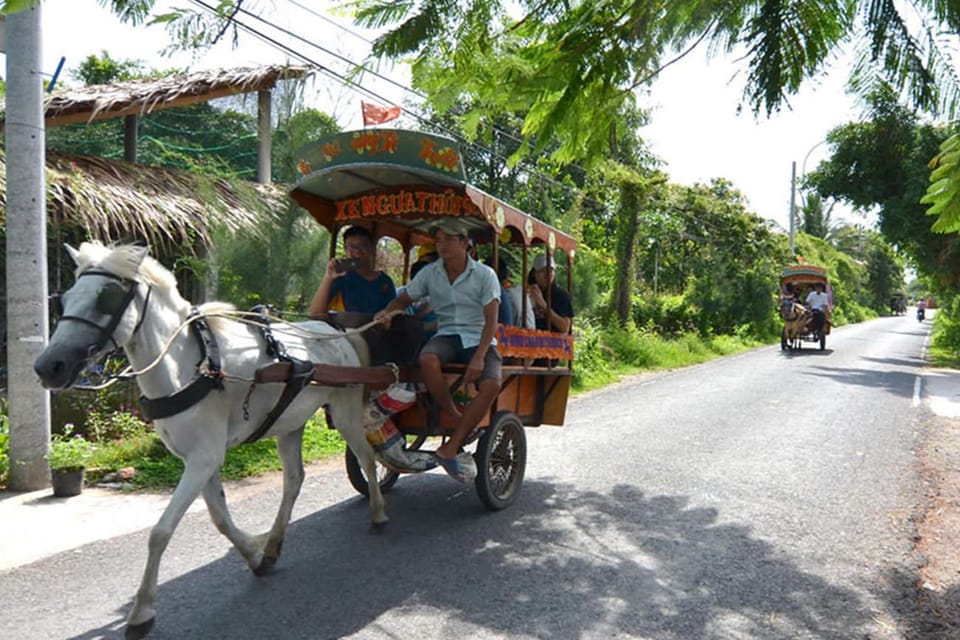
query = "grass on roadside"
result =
(84, 413, 346, 490)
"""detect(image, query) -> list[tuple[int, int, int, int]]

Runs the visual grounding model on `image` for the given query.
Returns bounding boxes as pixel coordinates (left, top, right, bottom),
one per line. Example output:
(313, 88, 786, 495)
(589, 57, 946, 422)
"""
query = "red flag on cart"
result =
(361, 101, 402, 126)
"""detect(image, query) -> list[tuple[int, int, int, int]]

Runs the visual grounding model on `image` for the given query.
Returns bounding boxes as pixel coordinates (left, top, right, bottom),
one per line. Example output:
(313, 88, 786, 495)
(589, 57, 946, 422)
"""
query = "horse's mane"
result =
(75, 242, 236, 328)
(76, 242, 176, 291)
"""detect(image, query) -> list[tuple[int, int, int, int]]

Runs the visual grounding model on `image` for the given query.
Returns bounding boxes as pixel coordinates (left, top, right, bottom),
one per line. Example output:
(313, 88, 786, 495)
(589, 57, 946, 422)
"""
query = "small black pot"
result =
(51, 468, 85, 497)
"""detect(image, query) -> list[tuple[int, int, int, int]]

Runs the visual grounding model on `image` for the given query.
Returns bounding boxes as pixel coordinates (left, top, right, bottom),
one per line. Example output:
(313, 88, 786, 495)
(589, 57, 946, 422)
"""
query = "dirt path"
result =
(913, 414, 960, 637)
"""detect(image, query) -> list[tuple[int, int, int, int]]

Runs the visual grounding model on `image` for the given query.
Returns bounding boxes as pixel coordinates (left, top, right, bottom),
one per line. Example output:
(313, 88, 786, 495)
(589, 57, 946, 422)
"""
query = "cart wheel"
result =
(819, 333, 826, 350)
(345, 434, 426, 496)
(474, 411, 526, 511)
(780, 328, 787, 351)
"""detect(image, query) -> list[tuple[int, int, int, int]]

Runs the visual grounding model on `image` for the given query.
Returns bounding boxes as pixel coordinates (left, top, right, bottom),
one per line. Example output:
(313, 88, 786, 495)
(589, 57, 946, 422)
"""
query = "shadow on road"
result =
(801, 366, 917, 399)
(859, 355, 927, 369)
(879, 568, 960, 639)
(68, 477, 882, 639)
(780, 349, 834, 357)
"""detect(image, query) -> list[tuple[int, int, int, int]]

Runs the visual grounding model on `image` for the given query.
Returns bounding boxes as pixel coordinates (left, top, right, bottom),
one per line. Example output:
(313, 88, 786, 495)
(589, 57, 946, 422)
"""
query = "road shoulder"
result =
(913, 368, 960, 635)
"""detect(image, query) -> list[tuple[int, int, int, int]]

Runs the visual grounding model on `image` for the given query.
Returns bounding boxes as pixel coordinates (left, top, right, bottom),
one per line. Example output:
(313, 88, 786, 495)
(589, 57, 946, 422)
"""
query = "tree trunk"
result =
(614, 181, 642, 326)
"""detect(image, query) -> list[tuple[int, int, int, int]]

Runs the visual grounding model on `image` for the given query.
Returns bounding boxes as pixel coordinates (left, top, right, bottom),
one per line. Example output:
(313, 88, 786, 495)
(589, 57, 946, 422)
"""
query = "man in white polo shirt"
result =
(375, 218, 501, 482)
(805, 281, 830, 333)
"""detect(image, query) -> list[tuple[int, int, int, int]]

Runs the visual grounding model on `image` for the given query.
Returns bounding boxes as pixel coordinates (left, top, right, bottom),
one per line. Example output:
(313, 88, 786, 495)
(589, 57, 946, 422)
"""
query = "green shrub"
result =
(0, 398, 9, 487)
(48, 423, 94, 472)
(50, 373, 139, 439)
(572, 318, 615, 389)
(632, 293, 699, 337)
(86, 408, 150, 442)
(930, 293, 960, 365)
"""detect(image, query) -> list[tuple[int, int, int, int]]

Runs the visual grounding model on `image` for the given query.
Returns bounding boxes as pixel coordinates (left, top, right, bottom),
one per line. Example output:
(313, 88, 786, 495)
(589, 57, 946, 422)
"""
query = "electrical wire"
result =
(188, 0, 592, 201)
(184, 0, 739, 235)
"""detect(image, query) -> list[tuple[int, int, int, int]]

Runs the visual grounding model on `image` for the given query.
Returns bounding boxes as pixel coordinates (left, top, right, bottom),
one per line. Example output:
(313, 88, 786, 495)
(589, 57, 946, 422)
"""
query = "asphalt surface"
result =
(0, 312, 953, 639)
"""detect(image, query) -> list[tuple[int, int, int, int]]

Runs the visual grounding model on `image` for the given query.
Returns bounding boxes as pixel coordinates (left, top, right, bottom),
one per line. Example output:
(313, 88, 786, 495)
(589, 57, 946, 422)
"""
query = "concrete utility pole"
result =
(788, 161, 796, 256)
(6, 4, 51, 490)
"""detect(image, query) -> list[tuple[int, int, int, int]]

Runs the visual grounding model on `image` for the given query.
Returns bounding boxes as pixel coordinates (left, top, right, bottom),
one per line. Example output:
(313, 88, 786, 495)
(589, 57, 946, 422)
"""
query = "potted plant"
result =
(48, 423, 93, 497)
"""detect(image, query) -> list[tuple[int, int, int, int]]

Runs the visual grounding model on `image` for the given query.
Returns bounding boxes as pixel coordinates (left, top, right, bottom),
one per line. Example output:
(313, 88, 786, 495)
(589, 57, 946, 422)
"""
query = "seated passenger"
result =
(804, 281, 829, 333)
(375, 219, 501, 483)
(527, 254, 573, 333)
(308, 226, 396, 318)
(397, 256, 438, 338)
(485, 256, 516, 326)
(780, 282, 797, 303)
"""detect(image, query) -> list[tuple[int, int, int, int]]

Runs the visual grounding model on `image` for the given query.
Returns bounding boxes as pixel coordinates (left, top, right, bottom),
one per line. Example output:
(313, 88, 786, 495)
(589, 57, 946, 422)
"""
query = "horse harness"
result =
(138, 308, 225, 422)
(240, 307, 315, 444)
(58, 272, 348, 442)
(138, 305, 316, 444)
(55, 269, 151, 354)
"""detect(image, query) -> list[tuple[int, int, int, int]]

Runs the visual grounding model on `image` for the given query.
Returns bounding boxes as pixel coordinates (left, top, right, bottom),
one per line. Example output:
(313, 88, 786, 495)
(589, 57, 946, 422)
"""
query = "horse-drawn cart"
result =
(290, 128, 577, 510)
(32, 129, 578, 637)
(779, 264, 831, 351)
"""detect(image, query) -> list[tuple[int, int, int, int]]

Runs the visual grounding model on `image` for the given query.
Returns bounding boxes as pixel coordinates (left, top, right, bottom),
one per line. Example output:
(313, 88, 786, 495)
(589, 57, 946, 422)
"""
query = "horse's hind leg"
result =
(330, 391, 388, 530)
(349, 436, 389, 532)
(126, 455, 221, 639)
(252, 425, 306, 574)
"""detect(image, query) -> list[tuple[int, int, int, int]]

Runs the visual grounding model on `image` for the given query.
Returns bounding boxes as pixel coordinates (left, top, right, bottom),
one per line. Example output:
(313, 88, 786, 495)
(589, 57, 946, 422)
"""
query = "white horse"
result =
(33, 242, 387, 639)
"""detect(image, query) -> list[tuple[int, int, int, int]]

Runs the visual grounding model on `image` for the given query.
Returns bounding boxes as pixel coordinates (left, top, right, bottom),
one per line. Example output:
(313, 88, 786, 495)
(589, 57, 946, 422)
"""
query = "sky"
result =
(22, 0, 871, 232)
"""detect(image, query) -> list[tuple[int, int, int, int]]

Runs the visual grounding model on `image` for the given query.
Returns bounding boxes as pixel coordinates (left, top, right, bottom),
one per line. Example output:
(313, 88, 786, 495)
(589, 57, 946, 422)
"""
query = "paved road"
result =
(0, 314, 946, 639)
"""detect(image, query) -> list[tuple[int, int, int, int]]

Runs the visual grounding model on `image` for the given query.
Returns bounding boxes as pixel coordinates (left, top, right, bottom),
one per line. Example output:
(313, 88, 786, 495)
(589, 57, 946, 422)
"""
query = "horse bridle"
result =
(54, 269, 152, 354)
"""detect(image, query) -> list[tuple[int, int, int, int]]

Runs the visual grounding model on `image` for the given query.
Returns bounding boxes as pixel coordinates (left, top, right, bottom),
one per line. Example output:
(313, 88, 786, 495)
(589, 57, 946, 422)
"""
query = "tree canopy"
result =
(805, 87, 960, 288)
(6, 0, 951, 167)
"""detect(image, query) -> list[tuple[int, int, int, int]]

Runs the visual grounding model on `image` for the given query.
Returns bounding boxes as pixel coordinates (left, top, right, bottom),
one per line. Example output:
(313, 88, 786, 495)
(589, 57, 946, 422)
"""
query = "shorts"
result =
(420, 334, 502, 384)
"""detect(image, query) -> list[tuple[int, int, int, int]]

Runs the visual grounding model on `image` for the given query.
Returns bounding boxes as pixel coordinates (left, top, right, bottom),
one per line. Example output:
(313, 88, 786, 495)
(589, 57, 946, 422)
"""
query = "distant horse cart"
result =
(890, 293, 907, 315)
(779, 264, 831, 351)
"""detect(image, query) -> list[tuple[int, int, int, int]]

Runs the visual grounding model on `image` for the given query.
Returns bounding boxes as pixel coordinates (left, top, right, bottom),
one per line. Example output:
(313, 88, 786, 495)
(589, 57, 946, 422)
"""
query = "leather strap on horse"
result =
(139, 308, 224, 421)
(254, 361, 407, 387)
(243, 357, 315, 444)
(242, 307, 317, 444)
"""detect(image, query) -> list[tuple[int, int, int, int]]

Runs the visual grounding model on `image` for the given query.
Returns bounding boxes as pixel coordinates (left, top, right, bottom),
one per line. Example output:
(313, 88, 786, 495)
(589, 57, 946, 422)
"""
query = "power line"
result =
(187, 0, 739, 235)
(189, 0, 589, 201)
(281, 0, 586, 179)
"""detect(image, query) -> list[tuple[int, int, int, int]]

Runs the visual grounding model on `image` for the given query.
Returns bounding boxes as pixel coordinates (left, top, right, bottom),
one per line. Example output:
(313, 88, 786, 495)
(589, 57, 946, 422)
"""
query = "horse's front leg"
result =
(126, 453, 222, 640)
(252, 425, 306, 574)
(200, 474, 266, 573)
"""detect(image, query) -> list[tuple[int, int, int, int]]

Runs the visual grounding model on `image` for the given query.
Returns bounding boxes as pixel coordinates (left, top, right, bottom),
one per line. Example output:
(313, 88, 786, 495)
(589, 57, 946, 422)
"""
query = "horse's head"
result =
(780, 300, 798, 321)
(34, 242, 151, 389)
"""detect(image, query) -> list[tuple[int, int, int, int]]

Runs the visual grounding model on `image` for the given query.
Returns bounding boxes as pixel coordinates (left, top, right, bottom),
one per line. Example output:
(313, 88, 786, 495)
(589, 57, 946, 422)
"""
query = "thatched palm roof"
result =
(0, 65, 313, 247)
(0, 150, 284, 248)
(0, 65, 311, 127)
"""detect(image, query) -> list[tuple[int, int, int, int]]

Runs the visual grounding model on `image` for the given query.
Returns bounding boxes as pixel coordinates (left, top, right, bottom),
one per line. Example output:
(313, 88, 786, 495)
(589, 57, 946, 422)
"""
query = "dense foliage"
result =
(807, 87, 958, 289)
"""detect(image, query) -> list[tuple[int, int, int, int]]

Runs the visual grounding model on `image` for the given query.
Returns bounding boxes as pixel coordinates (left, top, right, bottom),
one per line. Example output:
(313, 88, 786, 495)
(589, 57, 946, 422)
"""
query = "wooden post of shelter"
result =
(123, 115, 138, 163)
(256, 89, 271, 185)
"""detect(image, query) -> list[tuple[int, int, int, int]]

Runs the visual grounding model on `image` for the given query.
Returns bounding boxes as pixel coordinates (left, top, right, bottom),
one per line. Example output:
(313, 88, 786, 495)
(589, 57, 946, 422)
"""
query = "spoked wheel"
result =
(474, 411, 526, 511)
(345, 434, 427, 496)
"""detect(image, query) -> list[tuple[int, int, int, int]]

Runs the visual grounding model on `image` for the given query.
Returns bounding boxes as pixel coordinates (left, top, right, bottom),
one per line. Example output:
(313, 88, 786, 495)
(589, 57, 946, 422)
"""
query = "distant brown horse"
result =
(780, 299, 812, 349)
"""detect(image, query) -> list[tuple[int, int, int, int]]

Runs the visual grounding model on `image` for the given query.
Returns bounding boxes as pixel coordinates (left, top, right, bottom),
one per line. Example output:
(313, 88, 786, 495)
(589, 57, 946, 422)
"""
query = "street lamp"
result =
(789, 140, 829, 256)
